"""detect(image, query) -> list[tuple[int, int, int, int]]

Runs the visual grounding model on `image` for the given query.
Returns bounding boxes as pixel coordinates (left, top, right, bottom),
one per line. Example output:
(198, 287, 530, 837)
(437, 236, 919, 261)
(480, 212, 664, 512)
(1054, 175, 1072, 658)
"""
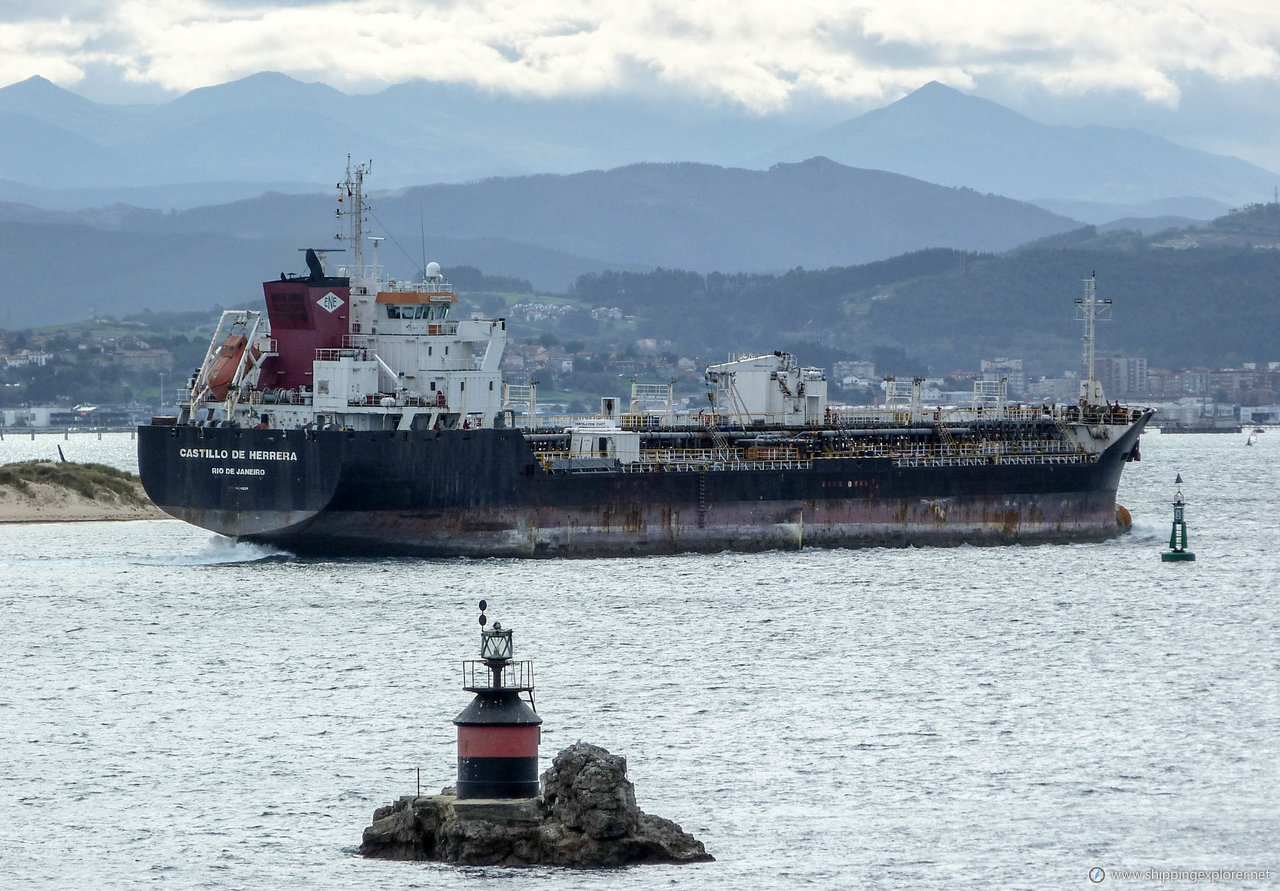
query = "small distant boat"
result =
(1246, 427, 1263, 446)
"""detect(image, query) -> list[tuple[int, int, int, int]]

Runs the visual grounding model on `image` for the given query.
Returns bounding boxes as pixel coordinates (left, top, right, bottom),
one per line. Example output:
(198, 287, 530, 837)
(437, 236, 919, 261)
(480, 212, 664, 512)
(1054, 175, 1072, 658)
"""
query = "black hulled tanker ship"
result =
(138, 160, 1150, 557)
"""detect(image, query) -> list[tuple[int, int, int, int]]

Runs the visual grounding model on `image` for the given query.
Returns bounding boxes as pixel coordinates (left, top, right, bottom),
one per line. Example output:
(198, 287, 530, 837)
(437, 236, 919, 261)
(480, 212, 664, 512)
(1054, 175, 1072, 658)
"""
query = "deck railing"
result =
(506, 402, 1144, 432)
(530, 434, 1097, 473)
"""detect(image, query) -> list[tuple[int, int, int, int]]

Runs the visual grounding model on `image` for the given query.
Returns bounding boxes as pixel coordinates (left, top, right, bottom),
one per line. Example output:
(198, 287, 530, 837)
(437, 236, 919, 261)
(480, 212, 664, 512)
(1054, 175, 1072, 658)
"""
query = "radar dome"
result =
(425, 261, 442, 280)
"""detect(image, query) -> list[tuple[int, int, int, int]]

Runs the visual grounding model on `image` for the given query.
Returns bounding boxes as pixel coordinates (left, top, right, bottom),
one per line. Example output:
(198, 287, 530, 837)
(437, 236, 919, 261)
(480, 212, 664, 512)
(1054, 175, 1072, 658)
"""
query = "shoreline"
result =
(0, 480, 167, 524)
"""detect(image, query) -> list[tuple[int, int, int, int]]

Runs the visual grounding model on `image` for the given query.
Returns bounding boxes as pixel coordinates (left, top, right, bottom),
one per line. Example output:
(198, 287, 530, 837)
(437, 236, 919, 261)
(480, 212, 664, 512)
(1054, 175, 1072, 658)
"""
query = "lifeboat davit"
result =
(205, 335, 259, 400)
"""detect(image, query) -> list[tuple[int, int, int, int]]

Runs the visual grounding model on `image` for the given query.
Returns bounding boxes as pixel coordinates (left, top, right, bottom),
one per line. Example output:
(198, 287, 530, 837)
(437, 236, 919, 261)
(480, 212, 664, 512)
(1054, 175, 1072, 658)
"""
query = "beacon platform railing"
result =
(461, 659, 535, 692)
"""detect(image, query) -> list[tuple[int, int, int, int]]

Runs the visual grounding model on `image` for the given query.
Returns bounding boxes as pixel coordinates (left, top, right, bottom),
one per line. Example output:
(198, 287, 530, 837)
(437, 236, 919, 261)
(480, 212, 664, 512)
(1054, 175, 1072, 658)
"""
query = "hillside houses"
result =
(3, 349, 50, 368)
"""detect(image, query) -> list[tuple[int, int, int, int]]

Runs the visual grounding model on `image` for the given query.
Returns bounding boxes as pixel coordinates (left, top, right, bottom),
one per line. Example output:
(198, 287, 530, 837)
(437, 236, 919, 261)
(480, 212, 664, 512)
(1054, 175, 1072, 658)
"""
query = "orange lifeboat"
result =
(205, 335, 260, 400)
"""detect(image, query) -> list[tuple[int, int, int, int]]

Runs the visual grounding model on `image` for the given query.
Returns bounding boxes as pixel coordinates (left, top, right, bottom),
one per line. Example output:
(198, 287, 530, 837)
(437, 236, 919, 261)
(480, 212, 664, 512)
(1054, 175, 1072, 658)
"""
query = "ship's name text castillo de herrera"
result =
(178, 447, 299, 461)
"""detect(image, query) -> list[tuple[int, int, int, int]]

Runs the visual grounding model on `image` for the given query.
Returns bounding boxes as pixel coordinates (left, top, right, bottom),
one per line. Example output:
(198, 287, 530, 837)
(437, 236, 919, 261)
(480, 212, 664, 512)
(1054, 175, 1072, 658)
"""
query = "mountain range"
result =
(1, 74, 1275, 223)
(3, 70, 1277, 368)
(0, 158, 1078, 329)
(775, 82, 1270, 218)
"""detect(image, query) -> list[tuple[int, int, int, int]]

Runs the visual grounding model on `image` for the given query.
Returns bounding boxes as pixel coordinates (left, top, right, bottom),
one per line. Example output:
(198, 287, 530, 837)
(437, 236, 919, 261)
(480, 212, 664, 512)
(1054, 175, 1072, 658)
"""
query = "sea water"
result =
(0, 430, 141, 474)
(0, 431, 1276, 889)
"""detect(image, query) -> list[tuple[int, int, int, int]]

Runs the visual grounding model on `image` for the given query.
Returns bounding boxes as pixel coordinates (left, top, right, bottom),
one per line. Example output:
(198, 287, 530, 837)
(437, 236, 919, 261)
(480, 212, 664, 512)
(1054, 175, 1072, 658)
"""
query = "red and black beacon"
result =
(453, 600, 542, 799)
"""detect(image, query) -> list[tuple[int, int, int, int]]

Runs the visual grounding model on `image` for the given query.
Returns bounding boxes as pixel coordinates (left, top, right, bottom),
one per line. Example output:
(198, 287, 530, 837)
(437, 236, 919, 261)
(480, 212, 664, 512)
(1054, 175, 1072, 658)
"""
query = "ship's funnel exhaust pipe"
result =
(306, 248, 325, 281)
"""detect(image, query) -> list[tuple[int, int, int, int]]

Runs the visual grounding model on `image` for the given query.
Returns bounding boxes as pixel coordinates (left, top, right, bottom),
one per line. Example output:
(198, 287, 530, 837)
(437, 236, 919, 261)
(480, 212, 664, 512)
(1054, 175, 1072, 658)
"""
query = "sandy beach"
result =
(0, 480, 168, 524)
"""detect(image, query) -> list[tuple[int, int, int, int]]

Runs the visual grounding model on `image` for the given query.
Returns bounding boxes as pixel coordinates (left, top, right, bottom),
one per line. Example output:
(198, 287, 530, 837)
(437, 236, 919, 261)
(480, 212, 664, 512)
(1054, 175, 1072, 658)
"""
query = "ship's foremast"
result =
(1077, 272, 1111, 406)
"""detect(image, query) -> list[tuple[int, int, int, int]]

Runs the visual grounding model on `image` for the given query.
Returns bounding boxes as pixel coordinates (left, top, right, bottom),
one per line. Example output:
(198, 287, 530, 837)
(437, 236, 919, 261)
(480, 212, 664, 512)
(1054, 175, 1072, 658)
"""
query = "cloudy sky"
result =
(4, 0, 1280, 168)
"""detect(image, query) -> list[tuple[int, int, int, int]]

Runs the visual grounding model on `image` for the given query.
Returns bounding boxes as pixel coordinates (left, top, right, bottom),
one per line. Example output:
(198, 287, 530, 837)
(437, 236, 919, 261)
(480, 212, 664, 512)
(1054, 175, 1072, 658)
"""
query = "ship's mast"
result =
(337, 155, 372, 283)
(1075, 272, 1111, 405)
(337, 155, 374, 333)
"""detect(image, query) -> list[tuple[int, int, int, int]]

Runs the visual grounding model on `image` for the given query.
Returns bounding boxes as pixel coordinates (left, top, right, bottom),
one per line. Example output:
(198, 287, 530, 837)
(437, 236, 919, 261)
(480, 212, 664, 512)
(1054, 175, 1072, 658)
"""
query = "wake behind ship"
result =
(138, 160, 1151, 557)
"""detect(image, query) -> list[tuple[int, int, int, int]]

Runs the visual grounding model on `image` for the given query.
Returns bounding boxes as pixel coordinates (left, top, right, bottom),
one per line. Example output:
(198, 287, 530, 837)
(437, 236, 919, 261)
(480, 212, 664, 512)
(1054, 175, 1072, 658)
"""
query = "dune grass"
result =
(0, 461, 149, 504)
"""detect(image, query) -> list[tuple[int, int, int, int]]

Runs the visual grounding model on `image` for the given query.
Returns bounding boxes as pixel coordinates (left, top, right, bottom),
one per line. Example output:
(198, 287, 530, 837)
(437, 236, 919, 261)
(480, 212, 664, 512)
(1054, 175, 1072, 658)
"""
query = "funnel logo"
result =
(318, 292, 344, 313)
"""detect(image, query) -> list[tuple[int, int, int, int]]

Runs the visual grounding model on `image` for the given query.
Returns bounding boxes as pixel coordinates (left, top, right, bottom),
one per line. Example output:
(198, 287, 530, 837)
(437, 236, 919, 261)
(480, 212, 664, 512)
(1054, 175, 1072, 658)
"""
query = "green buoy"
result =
(1161, 473, 1196, 562)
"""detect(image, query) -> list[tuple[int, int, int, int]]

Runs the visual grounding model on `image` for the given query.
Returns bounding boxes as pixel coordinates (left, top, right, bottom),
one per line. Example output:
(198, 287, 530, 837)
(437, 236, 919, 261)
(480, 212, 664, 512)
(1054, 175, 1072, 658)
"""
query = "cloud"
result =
(1, 0, 1278, 112)
(860, 0, 1280, 105)
(0, 16, 102, 87)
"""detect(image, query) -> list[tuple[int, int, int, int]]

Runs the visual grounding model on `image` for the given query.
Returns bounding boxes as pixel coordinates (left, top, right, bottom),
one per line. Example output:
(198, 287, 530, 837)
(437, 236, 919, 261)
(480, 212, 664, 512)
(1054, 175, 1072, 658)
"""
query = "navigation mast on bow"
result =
(1076, 272, 1112, 405)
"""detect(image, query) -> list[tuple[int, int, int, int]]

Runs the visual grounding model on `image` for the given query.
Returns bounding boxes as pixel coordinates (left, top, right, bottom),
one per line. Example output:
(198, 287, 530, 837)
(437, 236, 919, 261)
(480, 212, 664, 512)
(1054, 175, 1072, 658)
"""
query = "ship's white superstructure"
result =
(179, 157, 508, 433)
(705, 352, 828, 426)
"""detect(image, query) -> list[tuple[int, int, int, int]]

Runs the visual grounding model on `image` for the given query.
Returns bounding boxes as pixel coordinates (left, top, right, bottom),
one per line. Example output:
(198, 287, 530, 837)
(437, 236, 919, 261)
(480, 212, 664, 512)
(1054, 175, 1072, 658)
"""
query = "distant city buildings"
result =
(112, 349, 174, 372)
(1026, 374, 1080, 403)
(2, 404, 142, 428)
(832, 359, 877, 392)
(1146, 365, 1280, 403)
(508, 302, 581, 321)
(1100, 357, 1148, 397)
(5, 317, 1280, 421)
(980, 357, 1026, 397)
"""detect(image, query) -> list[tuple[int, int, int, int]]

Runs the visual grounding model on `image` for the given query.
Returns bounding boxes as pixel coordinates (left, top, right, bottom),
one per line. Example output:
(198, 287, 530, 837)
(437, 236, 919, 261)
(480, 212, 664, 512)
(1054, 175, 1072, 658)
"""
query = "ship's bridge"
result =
(363, 260, 457, 328)
(376, 285, 457, 321)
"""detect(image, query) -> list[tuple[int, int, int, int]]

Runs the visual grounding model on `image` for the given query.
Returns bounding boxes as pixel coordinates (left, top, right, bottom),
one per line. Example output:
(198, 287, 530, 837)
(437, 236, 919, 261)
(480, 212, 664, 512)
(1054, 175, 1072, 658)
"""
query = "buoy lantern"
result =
(1161, 473, 1196, 562)
(453, 600, 542, 799)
